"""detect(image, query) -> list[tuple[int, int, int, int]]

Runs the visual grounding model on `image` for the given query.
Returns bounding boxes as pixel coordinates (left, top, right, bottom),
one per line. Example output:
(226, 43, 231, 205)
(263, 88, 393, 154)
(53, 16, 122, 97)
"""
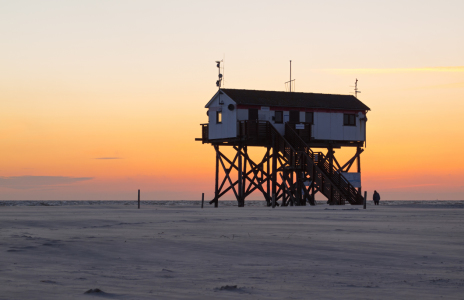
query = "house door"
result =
(289, 110, 300, 123)
(248, 109, 259, 121)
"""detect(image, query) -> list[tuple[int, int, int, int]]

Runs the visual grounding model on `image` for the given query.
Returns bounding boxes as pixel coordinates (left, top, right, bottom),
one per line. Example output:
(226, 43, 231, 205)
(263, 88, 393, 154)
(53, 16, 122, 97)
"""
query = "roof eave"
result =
(204, 90, 220, 108)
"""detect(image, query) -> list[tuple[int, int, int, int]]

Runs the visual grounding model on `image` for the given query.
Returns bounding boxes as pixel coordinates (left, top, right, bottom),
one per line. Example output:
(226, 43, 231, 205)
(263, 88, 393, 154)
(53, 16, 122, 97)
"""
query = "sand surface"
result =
(1, 203, 463, 299)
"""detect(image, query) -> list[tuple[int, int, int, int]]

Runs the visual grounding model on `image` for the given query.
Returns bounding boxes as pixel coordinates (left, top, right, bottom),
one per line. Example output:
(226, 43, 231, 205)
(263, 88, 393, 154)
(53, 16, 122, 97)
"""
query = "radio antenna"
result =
(285, 60, 296, 92)
(215, 60, 223, 88)
(354, 78, 361, 98)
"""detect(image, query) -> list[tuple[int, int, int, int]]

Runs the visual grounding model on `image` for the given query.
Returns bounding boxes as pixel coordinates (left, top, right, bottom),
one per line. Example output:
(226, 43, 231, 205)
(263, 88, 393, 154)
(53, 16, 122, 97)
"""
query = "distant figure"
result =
(373, 190, 380, 205)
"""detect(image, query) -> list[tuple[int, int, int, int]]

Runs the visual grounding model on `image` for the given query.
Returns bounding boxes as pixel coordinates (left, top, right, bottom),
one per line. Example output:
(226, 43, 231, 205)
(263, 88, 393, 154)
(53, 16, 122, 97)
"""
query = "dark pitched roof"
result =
(220, 89, 370, 111)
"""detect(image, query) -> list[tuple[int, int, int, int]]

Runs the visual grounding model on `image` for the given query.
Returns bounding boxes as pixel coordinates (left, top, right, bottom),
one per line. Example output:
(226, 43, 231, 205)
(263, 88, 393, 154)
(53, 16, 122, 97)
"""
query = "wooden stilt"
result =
(328, 147, 334, 175)
(272, 139, 277, 206)
(357, 146, 362, 195)
(266, 147, 271, 206)
(311, 164, 315, 204)
(214, 145, 219, 208)
(242, 146, 247, 207)
(290, 169, 294, 206)
(238, 144, 243, 207)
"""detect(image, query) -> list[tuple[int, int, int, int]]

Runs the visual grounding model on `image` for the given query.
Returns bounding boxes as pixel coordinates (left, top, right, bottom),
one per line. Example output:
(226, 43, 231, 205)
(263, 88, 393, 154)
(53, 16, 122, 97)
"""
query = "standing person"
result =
(373, 190, 380, 205)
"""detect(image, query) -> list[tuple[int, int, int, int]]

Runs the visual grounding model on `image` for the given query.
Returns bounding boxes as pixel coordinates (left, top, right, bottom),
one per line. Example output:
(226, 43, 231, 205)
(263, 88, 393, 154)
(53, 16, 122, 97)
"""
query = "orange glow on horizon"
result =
(1, 1, 463, 200)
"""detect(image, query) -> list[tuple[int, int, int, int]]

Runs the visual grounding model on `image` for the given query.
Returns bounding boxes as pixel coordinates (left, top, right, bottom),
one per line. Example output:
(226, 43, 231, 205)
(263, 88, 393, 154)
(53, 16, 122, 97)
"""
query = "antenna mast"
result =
(215, 60, 223, 88)
(354, 78, 361, 98)
(285, 60, 296, 92)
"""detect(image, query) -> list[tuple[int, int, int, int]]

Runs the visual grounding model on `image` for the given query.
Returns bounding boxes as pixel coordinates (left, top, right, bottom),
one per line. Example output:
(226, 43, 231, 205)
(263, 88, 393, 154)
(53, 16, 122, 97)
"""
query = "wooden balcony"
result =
(194, 123, 209, 144)
(197, 121, 311, 147)
(238, 120, 271, 145)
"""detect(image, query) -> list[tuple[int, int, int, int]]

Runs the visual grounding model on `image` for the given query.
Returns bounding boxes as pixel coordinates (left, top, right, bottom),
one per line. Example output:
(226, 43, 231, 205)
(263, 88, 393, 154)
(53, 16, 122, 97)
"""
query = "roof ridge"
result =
(221, 88, 355, 97)
(217, 88, 370, 111)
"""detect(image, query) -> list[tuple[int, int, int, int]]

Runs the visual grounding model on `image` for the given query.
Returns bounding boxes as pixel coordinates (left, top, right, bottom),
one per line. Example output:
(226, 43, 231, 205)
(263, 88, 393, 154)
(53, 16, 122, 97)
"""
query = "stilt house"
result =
(204, 89, 369, 146)
(197, 88, 370, 207)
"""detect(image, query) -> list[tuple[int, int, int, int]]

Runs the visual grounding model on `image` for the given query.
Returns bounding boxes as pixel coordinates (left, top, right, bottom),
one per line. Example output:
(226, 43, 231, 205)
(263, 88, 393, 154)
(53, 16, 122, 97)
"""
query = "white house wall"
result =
(235, 109, 366, 141)
(312, 111, 365, 141)
(207, 93, 237, 140)
(330, 113, 343, 140)
(314, 112, 331, 140)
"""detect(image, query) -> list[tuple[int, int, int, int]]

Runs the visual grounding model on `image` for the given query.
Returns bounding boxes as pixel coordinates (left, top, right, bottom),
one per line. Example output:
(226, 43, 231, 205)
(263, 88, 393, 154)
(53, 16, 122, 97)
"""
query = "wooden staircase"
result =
(284, 123, 364, 205)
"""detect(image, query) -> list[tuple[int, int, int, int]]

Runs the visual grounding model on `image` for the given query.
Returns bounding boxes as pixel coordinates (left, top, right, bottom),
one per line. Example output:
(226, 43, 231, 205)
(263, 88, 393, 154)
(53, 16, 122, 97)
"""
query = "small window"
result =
(289, 110, 300, 123)
(305, 112, 314, 124)
(248, 109, 259, 121)
(274, 111, 283, 123)
(216, 111, 222, 124)
(343, 113, 356, 126)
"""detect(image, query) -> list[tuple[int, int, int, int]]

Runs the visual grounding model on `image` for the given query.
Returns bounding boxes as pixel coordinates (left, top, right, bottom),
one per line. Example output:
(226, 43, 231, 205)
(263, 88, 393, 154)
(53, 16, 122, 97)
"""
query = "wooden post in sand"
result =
(201, 193, 204, 208)
(138, 189, 140, 209)
(363, 191, 367, 209)
(214, 145, 219, 208)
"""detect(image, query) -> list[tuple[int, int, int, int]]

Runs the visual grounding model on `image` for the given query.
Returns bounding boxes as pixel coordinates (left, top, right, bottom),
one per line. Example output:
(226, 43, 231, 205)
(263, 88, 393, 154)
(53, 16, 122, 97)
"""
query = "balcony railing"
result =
(238, 120, 271, 142)
(200, 123, 208, 144)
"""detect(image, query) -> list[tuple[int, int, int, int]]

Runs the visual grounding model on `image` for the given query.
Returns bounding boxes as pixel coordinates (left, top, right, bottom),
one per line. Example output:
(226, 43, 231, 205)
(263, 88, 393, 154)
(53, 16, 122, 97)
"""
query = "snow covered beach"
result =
(1, 202, 463, 299)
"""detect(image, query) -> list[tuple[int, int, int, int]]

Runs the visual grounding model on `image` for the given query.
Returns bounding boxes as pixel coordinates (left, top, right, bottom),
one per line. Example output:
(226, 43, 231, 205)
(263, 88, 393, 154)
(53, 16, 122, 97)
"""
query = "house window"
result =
(343, 113, 356, 126)
(248, 108, 259, 121)
(274, 111, 283, 123)
(289, 110, 300, 123)
(216, 111, 222, 124)
(305, 112, 314, 124)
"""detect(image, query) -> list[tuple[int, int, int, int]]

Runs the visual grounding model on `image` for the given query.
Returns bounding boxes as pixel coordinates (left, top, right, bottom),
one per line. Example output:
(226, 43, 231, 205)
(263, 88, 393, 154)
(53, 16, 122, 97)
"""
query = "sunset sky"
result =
(1, 0, 463, 200)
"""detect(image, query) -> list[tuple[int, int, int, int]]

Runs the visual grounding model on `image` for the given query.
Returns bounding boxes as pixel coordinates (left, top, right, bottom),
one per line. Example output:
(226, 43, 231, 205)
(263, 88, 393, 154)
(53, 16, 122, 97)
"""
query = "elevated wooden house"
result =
(197, 88, 370, 207)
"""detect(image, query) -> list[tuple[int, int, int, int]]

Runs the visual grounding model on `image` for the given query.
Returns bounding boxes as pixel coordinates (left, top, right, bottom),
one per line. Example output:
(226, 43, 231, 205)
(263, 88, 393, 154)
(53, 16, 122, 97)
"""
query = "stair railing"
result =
(285, 123, 363, 204)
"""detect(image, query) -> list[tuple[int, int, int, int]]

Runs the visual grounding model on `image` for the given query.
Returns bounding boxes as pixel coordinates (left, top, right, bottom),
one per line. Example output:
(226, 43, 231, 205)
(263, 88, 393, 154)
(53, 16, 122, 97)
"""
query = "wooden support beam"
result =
(242, 146, 247, 206)
(339, 147, 364, 172)
(280, 172, 298, 206)
(239, 149, 271, 203)
(328, 147, 334, 175)
(333, 154, 342, 172)
(357, 146, 362, 195)
(272, 138, 277, 205)
(310, 163, 316, 202)
(214, 145, 220, 207)
(238, 144, 243, 207)
(218, 154, 239, 200)
(302, 183, 315, 206)
(266, 147, 271, 206)
(217, 151, 239, 196)
(298, 171, 305, 206)
(216, 182, 238, 199)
